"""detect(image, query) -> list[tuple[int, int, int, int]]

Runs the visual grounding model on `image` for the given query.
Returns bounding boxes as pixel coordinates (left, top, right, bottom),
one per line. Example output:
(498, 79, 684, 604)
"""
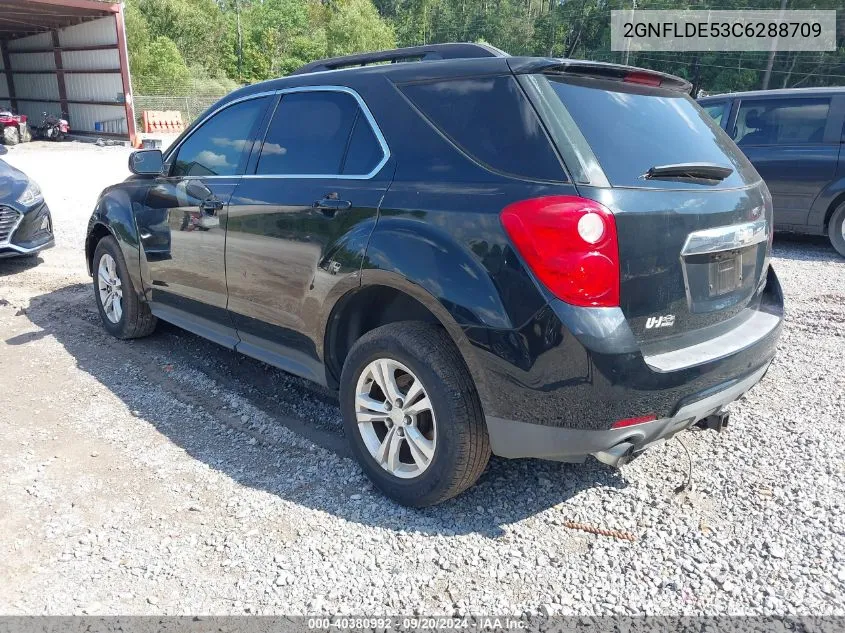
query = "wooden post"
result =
(51, 31, 69, 120)
(114, 4, 137, 145)
(0, 41, 17, 112)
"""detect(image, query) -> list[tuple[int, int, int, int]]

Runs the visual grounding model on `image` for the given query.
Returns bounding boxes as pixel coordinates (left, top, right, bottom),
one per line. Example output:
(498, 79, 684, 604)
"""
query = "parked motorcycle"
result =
(34, 112, 69, 141)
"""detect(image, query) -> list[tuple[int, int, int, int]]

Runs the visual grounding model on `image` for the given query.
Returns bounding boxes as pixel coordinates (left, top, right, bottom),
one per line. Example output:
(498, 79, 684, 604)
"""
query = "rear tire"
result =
(2, 126, 20, 145)
(829, 204, 845, 258)
(92, 236, 157, 339)
(340, 322, 490, 507)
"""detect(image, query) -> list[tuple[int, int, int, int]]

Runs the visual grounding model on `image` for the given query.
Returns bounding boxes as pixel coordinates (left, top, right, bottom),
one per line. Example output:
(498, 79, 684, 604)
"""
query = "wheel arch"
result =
(823, 190, 845, 232)
(322, 270, 492, 415)
(85, 222, 113, 274)
(84, 185, 145, 296)
(807, 177, 845, 233)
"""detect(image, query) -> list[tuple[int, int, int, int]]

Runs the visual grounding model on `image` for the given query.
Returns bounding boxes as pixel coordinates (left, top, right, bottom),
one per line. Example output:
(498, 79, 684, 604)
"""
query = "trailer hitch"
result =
(696, 411, 730, 433)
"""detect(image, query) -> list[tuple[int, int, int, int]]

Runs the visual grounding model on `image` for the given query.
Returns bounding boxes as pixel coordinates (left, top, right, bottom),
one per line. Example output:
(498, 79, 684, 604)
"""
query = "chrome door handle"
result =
(200, 199, 223, 215)
(313, 197, 351, 216)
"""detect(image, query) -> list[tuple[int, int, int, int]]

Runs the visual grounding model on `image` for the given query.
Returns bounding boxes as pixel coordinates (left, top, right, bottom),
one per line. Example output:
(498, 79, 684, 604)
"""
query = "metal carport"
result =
(0, 0, 135, 144)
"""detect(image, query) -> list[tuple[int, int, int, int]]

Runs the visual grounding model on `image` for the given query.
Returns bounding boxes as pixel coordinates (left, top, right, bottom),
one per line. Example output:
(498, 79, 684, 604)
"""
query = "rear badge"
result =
(646, 314, 675, 329)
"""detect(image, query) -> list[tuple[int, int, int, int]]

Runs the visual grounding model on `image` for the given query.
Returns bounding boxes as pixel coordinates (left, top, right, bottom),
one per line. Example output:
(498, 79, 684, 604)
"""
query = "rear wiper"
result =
(642, 163, 733, 184)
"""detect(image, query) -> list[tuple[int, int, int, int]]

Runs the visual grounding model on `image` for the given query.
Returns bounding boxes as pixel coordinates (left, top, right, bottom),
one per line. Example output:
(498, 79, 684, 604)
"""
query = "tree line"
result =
(126, 0, 845, 97)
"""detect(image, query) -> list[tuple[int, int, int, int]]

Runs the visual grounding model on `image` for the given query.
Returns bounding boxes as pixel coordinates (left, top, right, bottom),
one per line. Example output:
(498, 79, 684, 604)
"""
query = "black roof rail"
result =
(290, 42, 508, 76)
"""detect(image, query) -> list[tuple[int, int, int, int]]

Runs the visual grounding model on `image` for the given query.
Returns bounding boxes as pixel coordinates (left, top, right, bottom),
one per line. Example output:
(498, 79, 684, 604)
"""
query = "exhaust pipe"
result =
(592, 441, 635, 468)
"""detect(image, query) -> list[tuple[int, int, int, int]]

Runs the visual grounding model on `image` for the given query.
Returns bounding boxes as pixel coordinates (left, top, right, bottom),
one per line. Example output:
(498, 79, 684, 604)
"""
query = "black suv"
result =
(85, 44, 783, 506)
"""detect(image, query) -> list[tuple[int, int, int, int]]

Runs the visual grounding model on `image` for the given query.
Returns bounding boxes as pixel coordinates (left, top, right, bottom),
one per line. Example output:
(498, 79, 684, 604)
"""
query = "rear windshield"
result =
(539, 76, 757, 189)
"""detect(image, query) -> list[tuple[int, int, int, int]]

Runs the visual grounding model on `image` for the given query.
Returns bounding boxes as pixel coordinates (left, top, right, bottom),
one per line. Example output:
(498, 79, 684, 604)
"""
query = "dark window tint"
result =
(543, 77, 755, 189)
(733, 98, 830, 146)
(400, 76, 566, 182)
(341, 114, 383, 175)
(172, 96, 269, 177)
(257, 91, 360, 175)
(702, 102, 728, 126)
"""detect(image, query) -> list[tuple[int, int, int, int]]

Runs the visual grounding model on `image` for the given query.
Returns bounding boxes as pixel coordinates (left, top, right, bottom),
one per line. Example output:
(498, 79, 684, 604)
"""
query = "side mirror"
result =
(129, 149, 164, 176)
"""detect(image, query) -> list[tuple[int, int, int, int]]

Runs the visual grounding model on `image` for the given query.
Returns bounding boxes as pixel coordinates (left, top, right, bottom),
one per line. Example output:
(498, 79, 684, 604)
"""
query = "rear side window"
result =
(542, 77, 756, 189)
(733, 98, 830, 146)
(702, 102, 728, 126)
(256, 90, 384, 176)
(342, 115, 383, 175)
(400, 76, 566, 182)
(171, 96, 270, 177)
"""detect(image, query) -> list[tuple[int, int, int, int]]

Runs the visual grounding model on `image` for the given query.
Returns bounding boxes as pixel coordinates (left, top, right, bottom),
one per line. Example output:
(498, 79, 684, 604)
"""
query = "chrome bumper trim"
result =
(681, 218, 768, 256)
(0, 236, 54, 256)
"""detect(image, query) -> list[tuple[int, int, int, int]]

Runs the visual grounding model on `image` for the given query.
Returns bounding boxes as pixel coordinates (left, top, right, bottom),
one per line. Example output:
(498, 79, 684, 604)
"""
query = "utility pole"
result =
(761, 0, 788, 90)
(423, 1, 427, 45)
(235, 0, 243, 82)
(691, 54, 701, 96)
(623, 0, 637, 66)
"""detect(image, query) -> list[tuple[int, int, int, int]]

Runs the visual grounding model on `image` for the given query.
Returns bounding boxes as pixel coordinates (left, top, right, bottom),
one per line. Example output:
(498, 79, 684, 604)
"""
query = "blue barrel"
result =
(94, 122, 103, 132)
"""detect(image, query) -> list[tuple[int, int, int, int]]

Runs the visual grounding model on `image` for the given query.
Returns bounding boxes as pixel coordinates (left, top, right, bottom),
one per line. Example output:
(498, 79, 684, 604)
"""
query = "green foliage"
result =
(127, 0, 844, 97)
(326, 0, 397, 57)
(135, 0, 229, 78)
(125, 1, 191, 95)
(131, 36, 192, 95)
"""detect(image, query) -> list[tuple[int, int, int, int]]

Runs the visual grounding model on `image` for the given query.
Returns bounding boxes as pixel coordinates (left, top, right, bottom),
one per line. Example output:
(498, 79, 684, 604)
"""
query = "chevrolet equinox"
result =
(85, 44, 784, 506)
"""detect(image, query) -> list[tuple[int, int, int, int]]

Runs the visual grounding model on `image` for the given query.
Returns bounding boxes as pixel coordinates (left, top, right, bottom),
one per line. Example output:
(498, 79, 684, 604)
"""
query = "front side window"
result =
(733, 98, 830, 146)
(256, 90, 384, 176)
(171, 96, 270, 177)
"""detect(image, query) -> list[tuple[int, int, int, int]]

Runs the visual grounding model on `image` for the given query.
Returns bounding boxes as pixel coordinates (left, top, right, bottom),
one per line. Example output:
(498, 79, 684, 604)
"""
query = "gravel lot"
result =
(0, 141, 843, 617)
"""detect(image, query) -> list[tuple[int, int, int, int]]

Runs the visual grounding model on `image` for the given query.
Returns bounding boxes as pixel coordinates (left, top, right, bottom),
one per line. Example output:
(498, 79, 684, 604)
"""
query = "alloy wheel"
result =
(97, 253, 123, 324)
(355, 358, 437, 479)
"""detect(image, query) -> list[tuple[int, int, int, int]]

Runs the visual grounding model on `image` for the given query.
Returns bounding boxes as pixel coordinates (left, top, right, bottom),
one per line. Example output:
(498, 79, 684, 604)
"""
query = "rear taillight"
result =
(763, 189, 774, 255)
(624, 71, 662, 87)
(611, 414, 657, 429)
(500, 196, 620, 307)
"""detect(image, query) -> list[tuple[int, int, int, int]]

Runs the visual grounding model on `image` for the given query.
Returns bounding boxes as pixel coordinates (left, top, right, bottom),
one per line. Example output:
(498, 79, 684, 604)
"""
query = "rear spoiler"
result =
(507, 58, 692, 93)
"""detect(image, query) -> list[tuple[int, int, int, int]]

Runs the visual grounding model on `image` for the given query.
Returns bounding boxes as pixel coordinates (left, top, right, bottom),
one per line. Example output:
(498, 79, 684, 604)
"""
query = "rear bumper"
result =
(487, 362, 769, 462)
(473, 265, 783, 453)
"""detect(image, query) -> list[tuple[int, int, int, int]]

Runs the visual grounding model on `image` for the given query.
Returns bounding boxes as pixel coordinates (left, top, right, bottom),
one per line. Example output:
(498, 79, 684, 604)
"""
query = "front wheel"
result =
(829, 204, 845, 258)
(340, 322, 490, 507)
(92, 236, 157, 339)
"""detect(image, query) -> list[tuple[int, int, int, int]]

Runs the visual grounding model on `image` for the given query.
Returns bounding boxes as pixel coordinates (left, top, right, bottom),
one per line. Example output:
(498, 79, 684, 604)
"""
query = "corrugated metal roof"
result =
(0, 0, 115, 40)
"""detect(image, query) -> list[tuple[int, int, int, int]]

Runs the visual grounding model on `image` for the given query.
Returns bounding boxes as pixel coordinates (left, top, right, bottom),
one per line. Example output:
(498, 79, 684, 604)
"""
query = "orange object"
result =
(142, 110, 185, 134)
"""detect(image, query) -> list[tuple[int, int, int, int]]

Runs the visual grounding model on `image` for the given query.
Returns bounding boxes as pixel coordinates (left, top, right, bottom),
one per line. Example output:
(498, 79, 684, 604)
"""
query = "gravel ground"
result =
(0, 141, 843, 617)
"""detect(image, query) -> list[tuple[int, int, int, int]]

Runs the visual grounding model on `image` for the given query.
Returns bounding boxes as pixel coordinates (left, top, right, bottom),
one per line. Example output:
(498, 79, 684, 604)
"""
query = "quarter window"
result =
(171, 96, 270, 177)
(733, 98, 831, 146)
(400, 75, 567, 182)
(256, 91, 384, 176)
(342, 114, 383, 175)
